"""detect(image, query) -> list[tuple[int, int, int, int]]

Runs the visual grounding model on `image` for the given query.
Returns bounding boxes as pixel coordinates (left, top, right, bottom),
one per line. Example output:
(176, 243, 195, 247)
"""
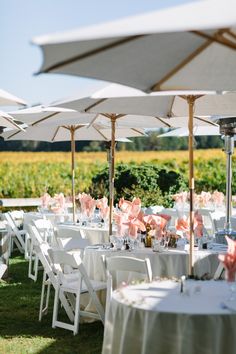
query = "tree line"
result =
(0, 129, 223, 152)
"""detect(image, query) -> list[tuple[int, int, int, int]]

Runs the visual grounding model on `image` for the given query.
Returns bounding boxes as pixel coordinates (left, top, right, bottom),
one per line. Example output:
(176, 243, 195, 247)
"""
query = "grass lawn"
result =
(0, 255, 104, 354)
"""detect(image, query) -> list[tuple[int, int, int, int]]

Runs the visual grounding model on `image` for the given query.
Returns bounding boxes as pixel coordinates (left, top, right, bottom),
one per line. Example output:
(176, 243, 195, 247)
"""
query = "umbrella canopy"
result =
(8, 105, 96, 126)
(0, 89, 27, 107)
(33, 0, 236, 92)
(2, 123, 144, 142)
(0, 111, 24, 130)
(158, 126, 220, 137)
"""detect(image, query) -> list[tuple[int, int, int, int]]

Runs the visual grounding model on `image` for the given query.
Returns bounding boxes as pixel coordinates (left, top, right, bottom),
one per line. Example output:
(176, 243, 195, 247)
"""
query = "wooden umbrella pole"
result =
(187, 96, 195, 277)
(109, 116, 116, 237)
(70, 127, 76, 224)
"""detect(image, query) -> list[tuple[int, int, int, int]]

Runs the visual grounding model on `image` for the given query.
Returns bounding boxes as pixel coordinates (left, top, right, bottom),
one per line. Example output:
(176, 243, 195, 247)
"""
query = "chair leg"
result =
(73, 290, 81, 335)
(24, 233, 31, 260)
(52, 282, 60, 329)
(39, 271, 48, 321)
(28, 241, 38, 281)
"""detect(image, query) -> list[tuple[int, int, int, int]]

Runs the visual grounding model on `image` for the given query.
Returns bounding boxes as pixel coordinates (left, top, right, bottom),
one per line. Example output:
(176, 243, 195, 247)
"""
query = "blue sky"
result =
(1, 0, 187, 106)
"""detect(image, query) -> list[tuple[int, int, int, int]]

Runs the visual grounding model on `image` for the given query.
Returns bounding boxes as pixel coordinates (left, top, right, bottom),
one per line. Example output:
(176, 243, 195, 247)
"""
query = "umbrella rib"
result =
(51, 126, 61, 141)
(131, 128, 145, 136)
(191, 29, 236, 51)
(38, 36, 145, 74)
(193, 116, 218, 126)
(2, 116, 23, 130)
(154, 116, 172, 127)
(93, 125, 109, 141)
(5, 129, 21, 139)
(150, 39, 213, 91)
(31, 112, 59, 126)
(226, 29, 236, 41)
(84, 98, 108, 112)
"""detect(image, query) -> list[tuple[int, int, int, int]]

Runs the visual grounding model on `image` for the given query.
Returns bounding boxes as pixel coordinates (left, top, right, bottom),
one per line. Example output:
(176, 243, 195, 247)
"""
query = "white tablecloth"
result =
(103, 280, 236, 354)
(57, 223, 109, 245)
(23, 212, 71, 231)
(83, 248, 220, 282)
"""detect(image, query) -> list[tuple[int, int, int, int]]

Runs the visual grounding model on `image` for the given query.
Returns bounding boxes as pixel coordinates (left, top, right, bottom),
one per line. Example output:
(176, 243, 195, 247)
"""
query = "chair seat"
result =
(61, 279, 107, 294)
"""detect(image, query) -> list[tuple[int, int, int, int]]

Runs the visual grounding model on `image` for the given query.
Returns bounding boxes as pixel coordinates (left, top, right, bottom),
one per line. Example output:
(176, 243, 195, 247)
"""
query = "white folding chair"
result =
(28, 219, 56, 281)
(55, 227, 89, 257)
(33, 218, 55, 245)
(160, 208, 178, 231)
(101, 255, 152, 315)
(0, 264, 7, 279)
(27, 224, 44, 281)
(198, 209, 214, 237)
(49, 249, 106, 335)
(4, 212, 29, 258)
(31, 232, 75, 323)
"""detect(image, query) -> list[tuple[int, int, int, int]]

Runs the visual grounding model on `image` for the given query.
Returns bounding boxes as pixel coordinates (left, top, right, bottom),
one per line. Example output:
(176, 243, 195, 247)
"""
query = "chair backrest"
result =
(102, 255, 152, 284)
(48, 249, 90, 286)
(160, 208, 178, 228)
(213, 216, 236, 233)
(5, 212, 20, 234)
(33, 218, 54, 244)
(28, 224, 44, 246)
(4, 212, 25, 250)
(197, 209, 214, 236)
(55, 227, 90, 251)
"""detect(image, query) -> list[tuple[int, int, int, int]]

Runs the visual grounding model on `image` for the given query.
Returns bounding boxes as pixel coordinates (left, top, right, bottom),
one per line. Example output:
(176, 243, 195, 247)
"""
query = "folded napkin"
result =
(41, 193, 51, 208)
(143, 214, 167, 239)
(218, 236, 236, 281)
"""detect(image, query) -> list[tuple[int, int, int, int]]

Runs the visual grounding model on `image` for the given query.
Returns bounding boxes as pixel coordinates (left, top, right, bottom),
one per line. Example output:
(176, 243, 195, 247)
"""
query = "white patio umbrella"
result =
(33, 1, 236, 274)
(0, 88, 27, 107)
(33, 0, 236, 92)
(2, 121, 145, 225)
(158, 126, 220, 137)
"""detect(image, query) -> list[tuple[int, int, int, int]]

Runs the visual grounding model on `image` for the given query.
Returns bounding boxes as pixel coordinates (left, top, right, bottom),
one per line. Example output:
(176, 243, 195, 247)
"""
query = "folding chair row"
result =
(4, 212, 29, 258)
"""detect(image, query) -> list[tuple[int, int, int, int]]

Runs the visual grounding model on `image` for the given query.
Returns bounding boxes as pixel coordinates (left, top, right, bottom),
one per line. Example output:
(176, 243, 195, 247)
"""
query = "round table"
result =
(102, 280, 236, 354)
(83, 247, 221, 281)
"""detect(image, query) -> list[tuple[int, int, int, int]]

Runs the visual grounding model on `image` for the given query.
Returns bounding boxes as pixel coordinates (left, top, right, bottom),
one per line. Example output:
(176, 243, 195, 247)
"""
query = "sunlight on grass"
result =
(0, 255, 103, 354)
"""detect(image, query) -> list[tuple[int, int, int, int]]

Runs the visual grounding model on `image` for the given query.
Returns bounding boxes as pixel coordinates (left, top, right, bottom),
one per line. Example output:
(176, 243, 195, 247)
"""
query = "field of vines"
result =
(0, 149, 234, 200)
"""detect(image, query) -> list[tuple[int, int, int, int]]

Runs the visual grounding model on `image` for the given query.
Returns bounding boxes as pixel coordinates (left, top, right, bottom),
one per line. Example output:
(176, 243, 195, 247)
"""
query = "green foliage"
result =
(89, 163, 186, 205)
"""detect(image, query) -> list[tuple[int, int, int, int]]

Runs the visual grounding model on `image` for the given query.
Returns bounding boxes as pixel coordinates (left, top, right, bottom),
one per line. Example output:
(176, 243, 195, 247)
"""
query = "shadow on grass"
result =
(0, 254, 104, 354)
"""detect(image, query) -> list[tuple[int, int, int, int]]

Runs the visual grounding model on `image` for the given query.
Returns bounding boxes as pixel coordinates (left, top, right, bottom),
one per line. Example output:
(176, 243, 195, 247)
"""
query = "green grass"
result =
(0, 255, 103, 354)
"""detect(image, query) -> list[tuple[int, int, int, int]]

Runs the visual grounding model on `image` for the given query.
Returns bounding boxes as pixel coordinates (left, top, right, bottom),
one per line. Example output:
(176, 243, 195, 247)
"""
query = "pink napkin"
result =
(193, 210, 204, 238)
(125, 216, 146, 239)
(97, 197, 109, 220)
(41, 193, 51, 208)
(212, 190, 225, 207)
(175, 216, 190, 236)
(219, 236, 236, 282)
(113, 212, 128, 237)
(118, 197, 142, 218)
(50, 193, 65, 214)
(78, 193, 96, 217)
(143, 214, 167, 239)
